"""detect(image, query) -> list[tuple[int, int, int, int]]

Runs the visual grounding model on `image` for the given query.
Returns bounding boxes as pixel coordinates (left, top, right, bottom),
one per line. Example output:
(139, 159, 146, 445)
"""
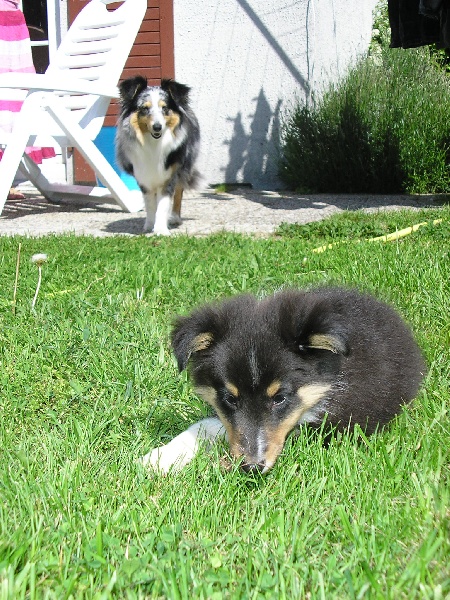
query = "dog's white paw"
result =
(143, 220, 171, 236)
(141, 439, 196, 474)
(152, 225, 171, 236)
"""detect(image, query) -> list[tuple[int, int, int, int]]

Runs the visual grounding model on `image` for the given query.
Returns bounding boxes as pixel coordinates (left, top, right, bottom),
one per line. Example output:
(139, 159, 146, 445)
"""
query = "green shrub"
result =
(280, 45, 450, 194)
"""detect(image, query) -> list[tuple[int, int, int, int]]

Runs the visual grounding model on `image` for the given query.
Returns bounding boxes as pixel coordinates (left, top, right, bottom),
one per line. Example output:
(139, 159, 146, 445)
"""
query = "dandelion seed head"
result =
(31, 253, 48, 266)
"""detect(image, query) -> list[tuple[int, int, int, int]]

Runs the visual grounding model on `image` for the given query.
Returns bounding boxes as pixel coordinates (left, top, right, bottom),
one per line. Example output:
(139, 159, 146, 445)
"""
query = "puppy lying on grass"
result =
(143, 287, 426, 474)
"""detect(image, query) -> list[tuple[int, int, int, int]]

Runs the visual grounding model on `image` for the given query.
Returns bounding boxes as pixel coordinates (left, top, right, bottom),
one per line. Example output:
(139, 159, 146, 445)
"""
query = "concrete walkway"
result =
(0, 185, 444, 237)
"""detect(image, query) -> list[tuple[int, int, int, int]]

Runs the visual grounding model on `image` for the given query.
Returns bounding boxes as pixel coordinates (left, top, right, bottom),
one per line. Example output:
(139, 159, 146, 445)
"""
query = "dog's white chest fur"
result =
(129, 130, 176, 191)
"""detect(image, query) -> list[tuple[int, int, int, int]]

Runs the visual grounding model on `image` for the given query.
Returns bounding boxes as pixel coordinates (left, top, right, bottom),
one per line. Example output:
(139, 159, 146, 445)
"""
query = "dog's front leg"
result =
(143, 190, 157, 233)
(169, 183, 183, 227)
(141, 417, 226, 474)
(153, 187, 172, 236)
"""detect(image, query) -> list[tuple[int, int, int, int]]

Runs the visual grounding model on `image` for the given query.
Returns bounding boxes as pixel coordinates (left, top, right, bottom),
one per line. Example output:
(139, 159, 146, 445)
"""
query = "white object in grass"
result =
(141, 417, 225, 474)
(31, 253, 48, 266)
(31, 253, 48, 310)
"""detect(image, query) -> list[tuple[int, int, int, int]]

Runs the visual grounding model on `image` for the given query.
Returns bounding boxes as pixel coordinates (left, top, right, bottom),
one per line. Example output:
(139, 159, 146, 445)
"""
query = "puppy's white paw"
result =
(141, 439, 195, 474)
(141, 418, 226, 475)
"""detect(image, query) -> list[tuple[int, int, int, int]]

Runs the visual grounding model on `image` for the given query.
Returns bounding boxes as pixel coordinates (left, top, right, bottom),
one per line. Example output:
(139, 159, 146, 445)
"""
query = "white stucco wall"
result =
(173, 0, 377, 190)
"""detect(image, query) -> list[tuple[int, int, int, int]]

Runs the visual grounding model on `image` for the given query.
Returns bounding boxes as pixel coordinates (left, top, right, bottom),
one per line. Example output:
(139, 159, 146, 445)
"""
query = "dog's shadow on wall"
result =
(224, 89, 283, 189)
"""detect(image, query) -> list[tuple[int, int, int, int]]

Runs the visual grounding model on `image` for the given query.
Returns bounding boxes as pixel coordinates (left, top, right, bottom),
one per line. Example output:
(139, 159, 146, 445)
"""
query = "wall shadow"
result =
(220, 0, 311, 190)
(223, 89, 283, 189)
(236, 0, 310, 94)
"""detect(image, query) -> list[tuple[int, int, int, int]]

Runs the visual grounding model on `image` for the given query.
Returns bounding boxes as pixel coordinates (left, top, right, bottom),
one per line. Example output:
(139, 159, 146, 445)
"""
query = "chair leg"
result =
(0, 128, 30, 215)
(45, 100, 144, 213)
(21, 153, 58, 201)
(0, 91, 50, 215)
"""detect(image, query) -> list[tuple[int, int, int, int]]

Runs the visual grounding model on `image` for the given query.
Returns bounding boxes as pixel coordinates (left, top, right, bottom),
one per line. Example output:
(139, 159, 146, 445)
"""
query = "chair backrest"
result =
(47, 0, 146, 86)
(46, 0, 147, 138)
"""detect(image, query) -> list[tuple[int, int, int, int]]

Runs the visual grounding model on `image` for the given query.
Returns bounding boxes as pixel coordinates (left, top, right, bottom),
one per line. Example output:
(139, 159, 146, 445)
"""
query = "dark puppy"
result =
(142, 287, 426, 473)
(116, 76, 201, 235)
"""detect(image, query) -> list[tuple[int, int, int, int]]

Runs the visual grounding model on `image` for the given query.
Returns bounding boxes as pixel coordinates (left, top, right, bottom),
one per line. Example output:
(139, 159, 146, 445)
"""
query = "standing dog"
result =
(143, 287, 426, 474)
(116, 76, 201, 235)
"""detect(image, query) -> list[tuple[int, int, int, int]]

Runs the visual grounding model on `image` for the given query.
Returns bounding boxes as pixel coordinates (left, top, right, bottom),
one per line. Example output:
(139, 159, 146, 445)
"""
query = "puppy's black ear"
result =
(277, 291, 349, 356)
(298, 307, 349, 355)
(171, 307, 219, 371)
(161, 79, 191, 105)
(118, 76, 147, 104)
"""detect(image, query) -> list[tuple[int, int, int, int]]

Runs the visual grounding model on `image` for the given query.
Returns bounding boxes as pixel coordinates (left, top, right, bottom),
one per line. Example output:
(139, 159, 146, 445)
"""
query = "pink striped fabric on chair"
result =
(0, 0, 55, 164)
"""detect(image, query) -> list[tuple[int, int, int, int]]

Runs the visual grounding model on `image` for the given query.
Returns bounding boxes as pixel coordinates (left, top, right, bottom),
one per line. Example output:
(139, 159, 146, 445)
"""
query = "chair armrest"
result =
(0, 73, 119, 98)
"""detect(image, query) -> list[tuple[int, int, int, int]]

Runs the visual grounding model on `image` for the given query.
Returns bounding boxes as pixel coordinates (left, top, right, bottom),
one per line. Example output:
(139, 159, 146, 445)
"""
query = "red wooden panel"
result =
(126, 44, 160, 57)
(121, 66, 161, 79)
(137, 21, 160, 33)
(135, 31, 159, 45)
(133, 33, 160, 46)
(127, 55, 160, 68)
(144, 8, 159, 20)
(122, 66, 161, 81)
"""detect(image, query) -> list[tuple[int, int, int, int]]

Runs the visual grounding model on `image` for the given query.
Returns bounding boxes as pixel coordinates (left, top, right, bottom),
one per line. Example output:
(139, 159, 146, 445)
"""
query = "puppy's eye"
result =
(219, 389, 238, 409)
(272, 393, 287, 407)
(224, 396, 237, 408)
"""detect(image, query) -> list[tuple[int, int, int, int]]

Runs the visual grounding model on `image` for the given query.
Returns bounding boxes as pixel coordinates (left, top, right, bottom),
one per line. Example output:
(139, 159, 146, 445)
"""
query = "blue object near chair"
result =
(94, 126, 140, 191)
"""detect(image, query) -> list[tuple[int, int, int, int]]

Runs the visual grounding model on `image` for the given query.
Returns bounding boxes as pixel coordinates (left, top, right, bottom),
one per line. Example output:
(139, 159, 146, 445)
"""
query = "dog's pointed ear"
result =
(304, 333, 348, 355)
(171, 308, 219, 371)
(118, 76, 148, 104)
(276, 290, 349, 356)
(161, 79, 191, 105)
(298, 312, 349, 356)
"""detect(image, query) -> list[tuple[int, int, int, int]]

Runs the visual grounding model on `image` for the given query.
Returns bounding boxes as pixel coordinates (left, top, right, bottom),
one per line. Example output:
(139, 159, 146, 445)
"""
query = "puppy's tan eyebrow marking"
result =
(297, 383, 332, 408)
(158, 100, 166, 107)
(142, 101, 152, 109)
(266, 380, 281, 398)
(225, 382, 239, 397)
(194, 386, 217, 406)
(191, 332, 214, 353)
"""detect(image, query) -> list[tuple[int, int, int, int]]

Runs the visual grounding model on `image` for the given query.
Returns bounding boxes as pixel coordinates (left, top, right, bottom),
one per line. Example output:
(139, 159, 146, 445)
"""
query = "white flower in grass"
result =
(31, 253, 48, 266)
(31, 253, 48, 310)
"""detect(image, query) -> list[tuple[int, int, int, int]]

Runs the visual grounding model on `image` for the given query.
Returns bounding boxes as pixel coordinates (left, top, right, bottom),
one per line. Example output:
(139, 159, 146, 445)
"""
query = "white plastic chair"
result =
(0, 0, 146, 215)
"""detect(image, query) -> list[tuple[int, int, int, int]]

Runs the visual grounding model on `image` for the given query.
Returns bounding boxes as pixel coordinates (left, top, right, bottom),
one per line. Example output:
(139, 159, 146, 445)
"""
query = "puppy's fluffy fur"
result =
(116, 76, 201, 235)
(142, 287, 426, 473)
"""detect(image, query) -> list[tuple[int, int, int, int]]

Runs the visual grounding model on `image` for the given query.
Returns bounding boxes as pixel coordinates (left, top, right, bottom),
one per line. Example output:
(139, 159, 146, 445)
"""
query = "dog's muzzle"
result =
(151, 122, 162, 139)
(241, 462, 266, 474)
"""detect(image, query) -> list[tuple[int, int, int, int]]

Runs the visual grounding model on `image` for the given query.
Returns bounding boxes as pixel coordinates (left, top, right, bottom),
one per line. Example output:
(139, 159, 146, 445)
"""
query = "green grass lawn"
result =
(0, 205, 449, 599)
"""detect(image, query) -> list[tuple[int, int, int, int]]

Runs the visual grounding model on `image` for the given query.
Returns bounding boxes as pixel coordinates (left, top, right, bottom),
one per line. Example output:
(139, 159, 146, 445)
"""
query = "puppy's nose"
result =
(152, 122, 162, 132)
(241, 462, 265, 474)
